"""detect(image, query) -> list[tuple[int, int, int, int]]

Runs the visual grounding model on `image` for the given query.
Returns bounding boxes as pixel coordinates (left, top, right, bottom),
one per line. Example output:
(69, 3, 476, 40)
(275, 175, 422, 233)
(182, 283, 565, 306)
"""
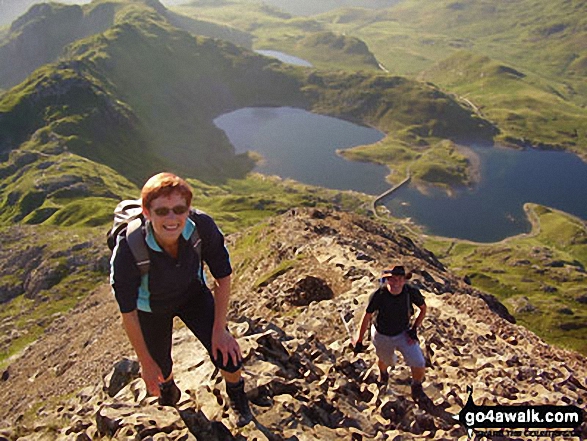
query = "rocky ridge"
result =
(1, 208, 586, 440)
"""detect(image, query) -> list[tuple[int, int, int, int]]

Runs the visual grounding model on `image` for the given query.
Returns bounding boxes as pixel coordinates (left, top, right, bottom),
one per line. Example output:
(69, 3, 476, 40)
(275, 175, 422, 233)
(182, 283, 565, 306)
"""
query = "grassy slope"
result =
(0, 224, 108, 368)
(173, 0, 587, 182)
(0, 140, 138, 226)
(301, 71, 495, 186)
(423, 204, 587, 354)
(319, 0, 587, 157)
(419, 52, 587, 159)
(0, 61, 164, 184)
(174, 1, 382, 71)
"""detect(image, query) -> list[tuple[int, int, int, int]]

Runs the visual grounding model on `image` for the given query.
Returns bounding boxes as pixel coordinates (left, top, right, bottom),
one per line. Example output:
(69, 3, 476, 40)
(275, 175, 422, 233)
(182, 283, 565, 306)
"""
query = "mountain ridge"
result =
(1, 208, 585, 439)
(0, 0, 253, 91)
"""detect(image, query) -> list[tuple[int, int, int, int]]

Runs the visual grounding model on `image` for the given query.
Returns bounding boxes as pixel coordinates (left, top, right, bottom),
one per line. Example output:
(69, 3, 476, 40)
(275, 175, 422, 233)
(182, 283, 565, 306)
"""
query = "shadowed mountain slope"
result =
(1, 208, 585, 439)
(0, 0, 254, 90)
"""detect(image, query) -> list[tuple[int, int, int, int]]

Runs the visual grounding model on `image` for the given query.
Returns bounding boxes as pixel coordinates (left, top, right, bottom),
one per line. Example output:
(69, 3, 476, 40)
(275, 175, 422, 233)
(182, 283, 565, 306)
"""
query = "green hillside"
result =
(419, 51, 587, 160)
(261, 31, 381, 71)
(176, 0, 587, 162)
(0, 144, 137, 226)
(321, 0, 587, 158)
(0, 0, 253, 90)
(424, 204, 587, 355)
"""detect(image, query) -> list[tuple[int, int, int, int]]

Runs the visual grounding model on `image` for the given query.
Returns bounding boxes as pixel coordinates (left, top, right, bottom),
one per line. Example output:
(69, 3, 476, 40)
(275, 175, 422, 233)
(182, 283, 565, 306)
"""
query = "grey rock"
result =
(107, 358, 140, 398)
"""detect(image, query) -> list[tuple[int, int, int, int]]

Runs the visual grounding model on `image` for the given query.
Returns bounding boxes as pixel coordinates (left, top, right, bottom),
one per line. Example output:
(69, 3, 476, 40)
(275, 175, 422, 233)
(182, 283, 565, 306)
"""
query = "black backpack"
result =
(107, 199, 201, 276)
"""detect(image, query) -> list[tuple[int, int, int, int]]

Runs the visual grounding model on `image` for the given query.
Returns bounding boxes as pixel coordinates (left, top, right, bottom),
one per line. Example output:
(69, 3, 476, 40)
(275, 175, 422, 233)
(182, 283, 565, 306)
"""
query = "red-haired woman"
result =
(110, 172, 252, 426)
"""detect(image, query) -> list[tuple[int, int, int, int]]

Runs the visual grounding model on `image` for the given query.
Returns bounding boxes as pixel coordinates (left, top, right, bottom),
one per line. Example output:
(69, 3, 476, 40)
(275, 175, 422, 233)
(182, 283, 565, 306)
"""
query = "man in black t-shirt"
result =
(353, 265, 428, 401)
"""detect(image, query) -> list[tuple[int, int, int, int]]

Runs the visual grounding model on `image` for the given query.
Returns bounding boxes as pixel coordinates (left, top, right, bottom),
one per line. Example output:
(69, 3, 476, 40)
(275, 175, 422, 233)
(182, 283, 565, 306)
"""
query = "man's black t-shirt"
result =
(366, 284, 425, 336)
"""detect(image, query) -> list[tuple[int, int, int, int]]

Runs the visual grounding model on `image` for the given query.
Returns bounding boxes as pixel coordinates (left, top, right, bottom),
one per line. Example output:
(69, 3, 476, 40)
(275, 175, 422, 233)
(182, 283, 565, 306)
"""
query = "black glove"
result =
(407, 327, 419, 342)
(353, 341, 365, 354)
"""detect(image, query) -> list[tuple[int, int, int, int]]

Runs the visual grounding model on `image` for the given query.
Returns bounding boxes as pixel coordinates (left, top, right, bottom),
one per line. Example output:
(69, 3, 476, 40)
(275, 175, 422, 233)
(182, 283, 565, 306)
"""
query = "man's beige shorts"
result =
(372, 326, 426, 368)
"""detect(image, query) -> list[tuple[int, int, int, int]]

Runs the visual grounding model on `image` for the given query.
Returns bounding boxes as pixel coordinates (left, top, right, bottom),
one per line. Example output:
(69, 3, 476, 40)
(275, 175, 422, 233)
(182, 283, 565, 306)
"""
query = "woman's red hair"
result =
(141, 172, 193, 209)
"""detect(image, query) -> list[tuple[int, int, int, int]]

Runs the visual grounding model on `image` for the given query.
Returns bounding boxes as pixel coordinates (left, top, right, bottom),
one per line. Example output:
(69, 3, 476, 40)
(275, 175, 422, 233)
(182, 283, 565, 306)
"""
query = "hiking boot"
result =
(411, 383, 426, 402)
(378, 370, 389, 385)
(226, 379, 253, 427)
(158, 378, 181, 407)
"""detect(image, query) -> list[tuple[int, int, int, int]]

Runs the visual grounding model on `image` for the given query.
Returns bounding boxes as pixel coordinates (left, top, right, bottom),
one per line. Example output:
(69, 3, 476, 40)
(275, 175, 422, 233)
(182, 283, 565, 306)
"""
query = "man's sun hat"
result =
(381, 265, 412, 279)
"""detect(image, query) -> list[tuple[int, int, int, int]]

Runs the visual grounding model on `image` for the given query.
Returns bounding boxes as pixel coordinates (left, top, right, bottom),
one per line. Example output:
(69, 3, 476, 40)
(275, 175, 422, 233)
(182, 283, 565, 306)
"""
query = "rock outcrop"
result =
(1, 208, 585, 440)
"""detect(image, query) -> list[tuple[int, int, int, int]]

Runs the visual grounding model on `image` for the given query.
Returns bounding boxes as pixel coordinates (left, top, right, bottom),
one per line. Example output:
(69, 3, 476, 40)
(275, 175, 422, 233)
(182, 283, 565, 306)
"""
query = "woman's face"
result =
(143, 192, 189, 246)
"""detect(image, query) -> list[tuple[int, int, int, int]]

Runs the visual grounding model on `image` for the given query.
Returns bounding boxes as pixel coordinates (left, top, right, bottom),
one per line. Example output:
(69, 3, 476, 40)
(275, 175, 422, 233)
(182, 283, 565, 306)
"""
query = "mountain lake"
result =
(214, 106, 587, 243)
(255, 50, 314, 67)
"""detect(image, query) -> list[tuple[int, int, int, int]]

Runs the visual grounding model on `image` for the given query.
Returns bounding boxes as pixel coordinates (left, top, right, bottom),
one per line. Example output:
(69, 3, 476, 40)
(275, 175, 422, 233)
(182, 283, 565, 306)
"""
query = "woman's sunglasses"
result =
(152, 205, 189, 217)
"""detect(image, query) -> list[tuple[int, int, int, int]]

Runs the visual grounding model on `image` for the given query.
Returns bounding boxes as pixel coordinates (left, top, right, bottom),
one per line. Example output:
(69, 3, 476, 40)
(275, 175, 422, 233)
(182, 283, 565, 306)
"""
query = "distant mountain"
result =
(0, 0, 192, 28)
(0, 2, 115, 90)
(0, 0, 494, 226)
(255, 0, 399, 16)
(0, 0, 254, 90)
(0, 0, 41, 27)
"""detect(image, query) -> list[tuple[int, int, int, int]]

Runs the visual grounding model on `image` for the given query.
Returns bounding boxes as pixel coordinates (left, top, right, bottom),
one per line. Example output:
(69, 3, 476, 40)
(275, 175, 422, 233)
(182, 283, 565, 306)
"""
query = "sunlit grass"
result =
(424, 204, 587, 354)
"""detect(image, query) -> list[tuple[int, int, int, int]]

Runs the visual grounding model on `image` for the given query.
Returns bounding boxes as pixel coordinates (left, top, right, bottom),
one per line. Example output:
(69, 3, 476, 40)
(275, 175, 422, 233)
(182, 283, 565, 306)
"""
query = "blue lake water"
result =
(214, 107, 389, 195)
(255, 50, 313, 67)
(214, 107, 587, 242)
(384, 145, 587, 242)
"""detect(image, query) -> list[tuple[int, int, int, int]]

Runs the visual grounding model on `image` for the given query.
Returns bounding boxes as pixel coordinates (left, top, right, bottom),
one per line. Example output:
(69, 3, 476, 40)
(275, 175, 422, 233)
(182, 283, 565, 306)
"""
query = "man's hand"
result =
(351, 336, 365, 354)
(406, 326, 419, 344)
(352, 341, 365, 354)
(212, 326, 242, 367)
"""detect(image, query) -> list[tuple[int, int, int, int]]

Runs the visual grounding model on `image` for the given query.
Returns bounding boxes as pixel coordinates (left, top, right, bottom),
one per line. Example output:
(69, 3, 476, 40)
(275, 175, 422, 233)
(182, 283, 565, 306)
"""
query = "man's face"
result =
(384, 274, 406, 294)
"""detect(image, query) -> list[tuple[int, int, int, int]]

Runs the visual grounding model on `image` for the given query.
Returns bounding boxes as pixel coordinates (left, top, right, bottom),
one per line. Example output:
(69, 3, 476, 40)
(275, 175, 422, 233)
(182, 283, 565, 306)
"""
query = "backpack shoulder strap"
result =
(406, 284, 414, 317)
(126, 217, 150, 277)
(188, 210, 203, 277)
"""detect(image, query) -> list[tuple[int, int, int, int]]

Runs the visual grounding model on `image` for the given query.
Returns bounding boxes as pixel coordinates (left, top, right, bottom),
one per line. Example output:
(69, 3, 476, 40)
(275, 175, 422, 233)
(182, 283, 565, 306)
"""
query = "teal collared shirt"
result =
(111, 210, 232, 314)
(137, 218, 200, 312)
(144, 217, 197, 252)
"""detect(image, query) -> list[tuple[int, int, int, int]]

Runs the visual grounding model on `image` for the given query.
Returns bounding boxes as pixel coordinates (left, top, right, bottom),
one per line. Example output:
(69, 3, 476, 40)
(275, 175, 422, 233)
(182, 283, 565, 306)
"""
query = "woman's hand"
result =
(212, 326, 242, 367)
(141, 358, 165, 396)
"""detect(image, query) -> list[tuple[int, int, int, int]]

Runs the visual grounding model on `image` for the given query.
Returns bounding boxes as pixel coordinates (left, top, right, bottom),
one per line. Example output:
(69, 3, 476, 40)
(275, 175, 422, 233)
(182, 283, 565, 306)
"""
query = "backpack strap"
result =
(126, 217, 150, 277)
(126, 212, 203, 279)
(188, 211, 203, 280)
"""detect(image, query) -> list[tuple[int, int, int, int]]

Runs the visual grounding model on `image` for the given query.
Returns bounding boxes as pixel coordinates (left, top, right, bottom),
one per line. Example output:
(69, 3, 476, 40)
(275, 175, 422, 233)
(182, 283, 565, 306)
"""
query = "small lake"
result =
(384, 145, 587, 242)
(255, 50, 313, 67)
(214, 107, 587, 242)
(214, 107, 389, 195)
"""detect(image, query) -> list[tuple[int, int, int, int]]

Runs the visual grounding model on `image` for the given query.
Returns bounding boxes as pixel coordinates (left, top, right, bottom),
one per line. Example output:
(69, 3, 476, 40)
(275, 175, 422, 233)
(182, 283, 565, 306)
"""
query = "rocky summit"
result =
(1, 208, 586, 440)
